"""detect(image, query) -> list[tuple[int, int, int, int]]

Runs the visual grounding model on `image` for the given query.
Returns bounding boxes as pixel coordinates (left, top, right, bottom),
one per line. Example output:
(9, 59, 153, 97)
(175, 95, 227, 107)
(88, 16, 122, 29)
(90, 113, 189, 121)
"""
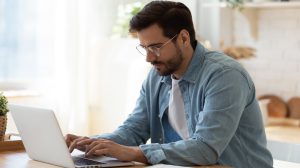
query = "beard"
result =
(152, 45, 184, 76)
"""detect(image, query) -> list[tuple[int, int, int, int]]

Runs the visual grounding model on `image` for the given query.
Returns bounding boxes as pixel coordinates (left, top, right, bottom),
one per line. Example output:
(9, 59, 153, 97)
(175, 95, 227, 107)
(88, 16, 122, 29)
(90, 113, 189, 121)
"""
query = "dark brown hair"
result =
(129, 1, 197, 49)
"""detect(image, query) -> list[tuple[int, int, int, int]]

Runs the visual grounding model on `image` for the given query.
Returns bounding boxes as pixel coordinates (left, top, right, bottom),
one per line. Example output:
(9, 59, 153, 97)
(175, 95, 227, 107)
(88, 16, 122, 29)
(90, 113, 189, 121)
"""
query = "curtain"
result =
(2, 0, 197, 136)
(41, 0, 147, 135)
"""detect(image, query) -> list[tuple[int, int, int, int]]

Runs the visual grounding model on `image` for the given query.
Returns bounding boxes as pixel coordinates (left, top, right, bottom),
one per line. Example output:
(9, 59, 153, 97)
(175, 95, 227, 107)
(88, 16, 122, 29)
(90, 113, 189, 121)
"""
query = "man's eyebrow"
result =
(140, 42, 163, 48)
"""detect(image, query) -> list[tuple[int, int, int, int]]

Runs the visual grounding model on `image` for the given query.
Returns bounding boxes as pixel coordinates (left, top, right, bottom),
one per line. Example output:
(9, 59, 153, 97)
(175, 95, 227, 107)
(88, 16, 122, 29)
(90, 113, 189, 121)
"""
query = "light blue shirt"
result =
(94, 43, 273, 167)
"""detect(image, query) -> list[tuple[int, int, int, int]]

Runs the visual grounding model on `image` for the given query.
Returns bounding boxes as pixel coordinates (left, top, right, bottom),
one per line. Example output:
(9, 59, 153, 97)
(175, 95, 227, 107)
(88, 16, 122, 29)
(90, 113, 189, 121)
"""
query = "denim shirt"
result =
(94, 43, 273, 167)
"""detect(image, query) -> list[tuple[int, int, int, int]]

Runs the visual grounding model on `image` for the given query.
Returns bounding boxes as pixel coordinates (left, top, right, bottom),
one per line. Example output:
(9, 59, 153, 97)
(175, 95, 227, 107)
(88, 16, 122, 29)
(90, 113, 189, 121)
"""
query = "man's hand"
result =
(65, 135, 148, 163)
(65, 134, 90, 153)
(81, 139, 148, 163)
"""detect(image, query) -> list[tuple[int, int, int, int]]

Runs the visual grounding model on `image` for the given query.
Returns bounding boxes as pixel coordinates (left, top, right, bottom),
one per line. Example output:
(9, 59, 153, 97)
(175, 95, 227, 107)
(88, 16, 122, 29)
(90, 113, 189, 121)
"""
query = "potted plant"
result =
(0, 92, 9, 141)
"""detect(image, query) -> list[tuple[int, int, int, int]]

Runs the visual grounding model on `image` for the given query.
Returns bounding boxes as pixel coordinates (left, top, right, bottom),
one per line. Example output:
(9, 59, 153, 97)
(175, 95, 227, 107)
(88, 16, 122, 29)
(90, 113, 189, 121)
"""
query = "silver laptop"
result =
(9, 104, 134, 168)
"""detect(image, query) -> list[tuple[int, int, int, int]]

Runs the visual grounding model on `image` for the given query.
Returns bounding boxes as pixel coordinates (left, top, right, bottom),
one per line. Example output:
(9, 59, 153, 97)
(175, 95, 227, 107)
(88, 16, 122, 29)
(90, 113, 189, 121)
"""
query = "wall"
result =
(231, 7, 300, 101)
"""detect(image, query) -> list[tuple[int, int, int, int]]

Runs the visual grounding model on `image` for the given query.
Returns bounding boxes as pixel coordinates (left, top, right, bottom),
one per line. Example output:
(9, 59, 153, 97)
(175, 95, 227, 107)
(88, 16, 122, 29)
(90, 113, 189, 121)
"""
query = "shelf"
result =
(203, 1, 300, 41)
(204, 1, 300, 9)
(244, 1, 300, 8)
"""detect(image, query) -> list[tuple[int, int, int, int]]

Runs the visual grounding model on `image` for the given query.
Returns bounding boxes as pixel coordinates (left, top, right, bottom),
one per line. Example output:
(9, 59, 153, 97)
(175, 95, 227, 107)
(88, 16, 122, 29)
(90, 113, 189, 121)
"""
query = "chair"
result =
(267, 140, 300, 164)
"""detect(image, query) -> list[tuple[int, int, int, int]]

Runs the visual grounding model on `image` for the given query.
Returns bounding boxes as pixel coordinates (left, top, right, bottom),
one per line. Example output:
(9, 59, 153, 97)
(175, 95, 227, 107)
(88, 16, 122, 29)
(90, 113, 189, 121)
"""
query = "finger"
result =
(85, 140, 101, 154)
(77, 138, 94, 146)
(69, 137, 92, 152)
(93, 149, 109, 156)
(69, 140, 79, 153)
(76, 137, 93, 152)
(65, 134, 76, 147)
(66, 134, 78, 141)
(68, 137, 85, 152)
(86, 143, 106, 156)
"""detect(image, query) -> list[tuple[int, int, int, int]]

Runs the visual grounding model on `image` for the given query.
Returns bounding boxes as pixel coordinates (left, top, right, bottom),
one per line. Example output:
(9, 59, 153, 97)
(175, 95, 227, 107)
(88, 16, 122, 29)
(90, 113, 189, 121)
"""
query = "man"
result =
(66, 1, 273, 167)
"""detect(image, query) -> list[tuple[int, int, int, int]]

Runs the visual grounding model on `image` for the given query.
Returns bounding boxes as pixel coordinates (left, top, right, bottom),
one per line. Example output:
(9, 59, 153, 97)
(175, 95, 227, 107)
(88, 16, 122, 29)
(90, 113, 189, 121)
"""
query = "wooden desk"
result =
(265, 126, 300, 144)
(2, 149, 299, 168)
(0, 150, 228, 168)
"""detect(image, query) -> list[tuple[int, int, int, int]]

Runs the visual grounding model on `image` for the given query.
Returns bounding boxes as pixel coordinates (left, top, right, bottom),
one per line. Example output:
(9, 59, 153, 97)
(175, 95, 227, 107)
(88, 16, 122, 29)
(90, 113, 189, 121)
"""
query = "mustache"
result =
(151, 61, 162, 65)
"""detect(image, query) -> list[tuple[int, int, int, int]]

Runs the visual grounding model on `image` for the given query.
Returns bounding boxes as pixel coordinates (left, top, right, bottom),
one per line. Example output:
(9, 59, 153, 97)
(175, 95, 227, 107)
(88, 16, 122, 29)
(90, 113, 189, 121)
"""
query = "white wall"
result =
(230, 8, 300, 101)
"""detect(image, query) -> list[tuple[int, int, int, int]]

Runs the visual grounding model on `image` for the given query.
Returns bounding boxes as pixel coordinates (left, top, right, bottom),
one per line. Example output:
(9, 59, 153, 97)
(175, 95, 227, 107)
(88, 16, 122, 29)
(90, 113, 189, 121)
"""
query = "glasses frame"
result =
(136, 34, 178, 57)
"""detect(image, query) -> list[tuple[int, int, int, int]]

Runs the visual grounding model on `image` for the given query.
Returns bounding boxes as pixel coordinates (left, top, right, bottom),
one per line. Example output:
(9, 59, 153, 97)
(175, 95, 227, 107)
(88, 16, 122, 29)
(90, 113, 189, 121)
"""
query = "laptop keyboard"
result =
(72, 156, 103, 167)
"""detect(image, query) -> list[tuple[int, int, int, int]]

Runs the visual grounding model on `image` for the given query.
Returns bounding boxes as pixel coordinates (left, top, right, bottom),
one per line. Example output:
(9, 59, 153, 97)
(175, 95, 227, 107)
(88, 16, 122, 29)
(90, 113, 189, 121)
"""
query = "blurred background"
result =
(0, 0, 156, 135)
(1, 0, 300, 137)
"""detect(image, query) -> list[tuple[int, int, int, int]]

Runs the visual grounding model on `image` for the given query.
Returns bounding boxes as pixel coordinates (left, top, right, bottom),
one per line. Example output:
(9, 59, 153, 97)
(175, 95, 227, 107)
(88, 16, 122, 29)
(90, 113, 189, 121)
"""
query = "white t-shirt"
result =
(168, 76, 189, 139)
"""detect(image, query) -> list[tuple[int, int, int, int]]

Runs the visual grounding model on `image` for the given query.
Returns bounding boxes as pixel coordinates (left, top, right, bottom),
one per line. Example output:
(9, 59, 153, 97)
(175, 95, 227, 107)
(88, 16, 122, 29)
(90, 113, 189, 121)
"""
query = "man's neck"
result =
(172, 46, 194, 79)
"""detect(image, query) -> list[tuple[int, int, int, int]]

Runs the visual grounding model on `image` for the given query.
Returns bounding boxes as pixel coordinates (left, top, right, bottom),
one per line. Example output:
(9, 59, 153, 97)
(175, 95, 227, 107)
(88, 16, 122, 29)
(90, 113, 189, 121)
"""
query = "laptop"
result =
(9, 104, 135, 168)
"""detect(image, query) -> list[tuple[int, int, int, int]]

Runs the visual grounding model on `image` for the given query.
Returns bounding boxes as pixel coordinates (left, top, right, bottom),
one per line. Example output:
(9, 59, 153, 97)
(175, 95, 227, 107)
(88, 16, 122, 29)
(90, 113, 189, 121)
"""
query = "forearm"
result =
(131, 147, 148, 163)
(139, 139, 218, 166)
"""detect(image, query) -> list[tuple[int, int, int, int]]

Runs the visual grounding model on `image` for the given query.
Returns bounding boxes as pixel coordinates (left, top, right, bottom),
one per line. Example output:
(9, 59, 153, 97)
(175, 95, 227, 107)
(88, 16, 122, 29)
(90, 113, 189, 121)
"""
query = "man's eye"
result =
(149, 46, 161, 50)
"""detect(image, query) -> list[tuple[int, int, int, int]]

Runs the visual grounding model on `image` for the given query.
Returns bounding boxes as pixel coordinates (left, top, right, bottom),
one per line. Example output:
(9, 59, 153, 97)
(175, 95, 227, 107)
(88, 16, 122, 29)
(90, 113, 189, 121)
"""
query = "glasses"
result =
(136, 34, 178, 57)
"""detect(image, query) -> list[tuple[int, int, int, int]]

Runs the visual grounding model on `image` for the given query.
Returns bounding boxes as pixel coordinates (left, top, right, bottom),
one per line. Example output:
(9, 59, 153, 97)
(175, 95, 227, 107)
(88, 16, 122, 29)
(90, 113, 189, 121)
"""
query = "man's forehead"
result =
(137, 24, 167, 46)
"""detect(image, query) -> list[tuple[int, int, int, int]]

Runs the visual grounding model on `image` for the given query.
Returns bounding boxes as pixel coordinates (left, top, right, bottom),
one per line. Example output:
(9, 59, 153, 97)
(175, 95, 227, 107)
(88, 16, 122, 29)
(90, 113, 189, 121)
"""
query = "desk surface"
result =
(0, 150, 228, 168)
(1, 126, 300, 168)
(2, 149, 300, 168)
(265, 125, 300, 144)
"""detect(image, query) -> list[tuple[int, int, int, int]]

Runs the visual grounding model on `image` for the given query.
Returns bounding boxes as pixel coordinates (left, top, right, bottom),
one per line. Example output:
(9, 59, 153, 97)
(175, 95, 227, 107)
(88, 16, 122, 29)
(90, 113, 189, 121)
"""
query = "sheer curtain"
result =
(47, 0, 124, 135)
(36, 0, 91, 135)
(40, 0, 145, 135)
(26, 0, 119, 135)
(3, 0, 198, 136)
(19, 0, 148, 135)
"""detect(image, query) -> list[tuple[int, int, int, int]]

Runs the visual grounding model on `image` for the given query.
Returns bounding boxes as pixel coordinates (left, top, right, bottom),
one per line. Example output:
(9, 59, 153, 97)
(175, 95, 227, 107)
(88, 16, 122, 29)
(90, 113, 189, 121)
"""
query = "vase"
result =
(0, 115, 7, 141)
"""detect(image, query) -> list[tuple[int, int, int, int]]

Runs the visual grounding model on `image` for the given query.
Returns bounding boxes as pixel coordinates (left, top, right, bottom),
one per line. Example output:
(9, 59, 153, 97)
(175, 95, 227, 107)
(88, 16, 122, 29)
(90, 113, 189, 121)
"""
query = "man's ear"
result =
(178, 29, 190, 47)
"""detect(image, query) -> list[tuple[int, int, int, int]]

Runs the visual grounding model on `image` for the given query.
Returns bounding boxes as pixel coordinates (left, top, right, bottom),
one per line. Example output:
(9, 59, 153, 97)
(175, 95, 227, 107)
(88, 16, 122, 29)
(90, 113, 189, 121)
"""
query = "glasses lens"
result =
(136, 45, 147, 56)
(148, 47, 160, 57)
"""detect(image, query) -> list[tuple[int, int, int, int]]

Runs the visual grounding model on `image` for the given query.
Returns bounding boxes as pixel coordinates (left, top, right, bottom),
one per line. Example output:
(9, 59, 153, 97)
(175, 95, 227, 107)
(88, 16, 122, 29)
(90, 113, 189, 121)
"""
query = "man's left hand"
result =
(77, 138, 148, 163)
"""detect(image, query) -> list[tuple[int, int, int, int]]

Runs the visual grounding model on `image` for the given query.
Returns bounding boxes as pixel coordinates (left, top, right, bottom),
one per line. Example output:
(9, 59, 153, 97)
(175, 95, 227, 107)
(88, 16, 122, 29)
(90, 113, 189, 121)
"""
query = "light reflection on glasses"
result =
(136, 34, 178, 57)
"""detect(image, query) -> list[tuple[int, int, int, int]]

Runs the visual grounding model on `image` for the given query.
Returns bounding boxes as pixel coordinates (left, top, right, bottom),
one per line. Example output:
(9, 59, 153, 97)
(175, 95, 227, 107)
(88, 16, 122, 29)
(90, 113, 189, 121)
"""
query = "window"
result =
(0, 0, 40, 82)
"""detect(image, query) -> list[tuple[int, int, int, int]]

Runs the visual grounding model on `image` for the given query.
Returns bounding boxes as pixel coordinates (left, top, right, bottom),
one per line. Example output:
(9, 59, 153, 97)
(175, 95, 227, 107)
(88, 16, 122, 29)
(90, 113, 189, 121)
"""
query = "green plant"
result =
(112, 2, 144, 38)
(0, 93, 9, 116)
(224, 0, 245, 9)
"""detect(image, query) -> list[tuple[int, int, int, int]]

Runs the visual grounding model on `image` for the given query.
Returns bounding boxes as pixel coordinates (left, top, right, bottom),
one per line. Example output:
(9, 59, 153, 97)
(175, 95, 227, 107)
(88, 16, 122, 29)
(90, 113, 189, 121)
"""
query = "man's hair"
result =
(129, 1, 197, 49)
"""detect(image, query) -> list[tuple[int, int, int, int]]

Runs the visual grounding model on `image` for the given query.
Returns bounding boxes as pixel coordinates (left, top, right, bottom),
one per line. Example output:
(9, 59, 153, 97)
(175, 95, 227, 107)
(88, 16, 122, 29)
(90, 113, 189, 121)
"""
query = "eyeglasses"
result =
(136, 34, 178, 57)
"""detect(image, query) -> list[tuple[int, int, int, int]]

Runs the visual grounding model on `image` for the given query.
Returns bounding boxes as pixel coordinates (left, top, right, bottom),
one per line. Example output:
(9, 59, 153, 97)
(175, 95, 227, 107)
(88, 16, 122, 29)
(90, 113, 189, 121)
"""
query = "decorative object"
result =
(259, 95, 288, 118)
(287, 97, 300, 119)
(222, 46, 256, 59)
(0, 92, 9, 141)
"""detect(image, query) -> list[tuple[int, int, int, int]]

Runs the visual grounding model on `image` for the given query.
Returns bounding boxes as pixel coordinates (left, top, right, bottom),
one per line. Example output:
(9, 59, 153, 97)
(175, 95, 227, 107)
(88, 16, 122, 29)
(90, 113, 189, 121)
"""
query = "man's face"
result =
(137, 24, 184, 76)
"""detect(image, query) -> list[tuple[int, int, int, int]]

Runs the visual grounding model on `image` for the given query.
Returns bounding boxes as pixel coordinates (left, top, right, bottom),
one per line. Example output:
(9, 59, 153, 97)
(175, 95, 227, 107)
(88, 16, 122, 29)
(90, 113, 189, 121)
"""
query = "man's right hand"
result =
(65, 134, 91, 153)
